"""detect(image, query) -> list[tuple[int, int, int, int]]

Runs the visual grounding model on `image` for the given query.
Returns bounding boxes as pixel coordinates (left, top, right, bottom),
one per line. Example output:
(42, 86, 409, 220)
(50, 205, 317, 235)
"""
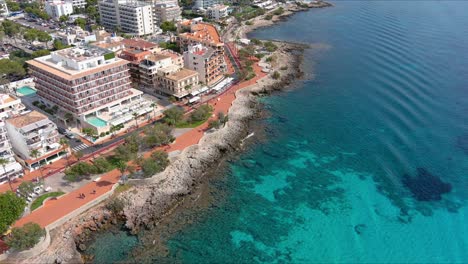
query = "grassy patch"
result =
(175, 119, 207, 128)
(31, 192, 65, 211)
(114, 184, 132, 195)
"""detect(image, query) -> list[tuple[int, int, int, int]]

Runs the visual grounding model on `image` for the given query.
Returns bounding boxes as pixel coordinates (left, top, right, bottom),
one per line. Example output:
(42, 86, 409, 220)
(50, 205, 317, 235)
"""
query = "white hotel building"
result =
(27, 46, 152, 136)
(99, 0, 154, 37)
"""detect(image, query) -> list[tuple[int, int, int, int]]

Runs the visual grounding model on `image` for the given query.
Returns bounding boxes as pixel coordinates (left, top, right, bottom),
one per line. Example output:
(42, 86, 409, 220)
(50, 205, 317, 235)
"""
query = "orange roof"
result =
(120, 49, 152, 63)
(180, 22, 223, 45)
(122, 39, 158, 50)
(6, 110, 47, 128)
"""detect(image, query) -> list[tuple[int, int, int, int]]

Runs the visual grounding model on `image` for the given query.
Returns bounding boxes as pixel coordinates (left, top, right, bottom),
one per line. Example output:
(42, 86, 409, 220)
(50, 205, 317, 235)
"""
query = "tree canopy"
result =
(74, 18, 87, 30)
(143, 123, 174, 148)
(163, 107, 184, 125)
(0, 59, 26, 79)
(160, 21, 177, 32)
(0, 191, 26, 234)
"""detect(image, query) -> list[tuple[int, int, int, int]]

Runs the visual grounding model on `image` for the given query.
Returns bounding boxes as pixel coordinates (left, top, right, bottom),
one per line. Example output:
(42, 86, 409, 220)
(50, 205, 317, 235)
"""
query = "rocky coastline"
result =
(16, 2, 331, 263)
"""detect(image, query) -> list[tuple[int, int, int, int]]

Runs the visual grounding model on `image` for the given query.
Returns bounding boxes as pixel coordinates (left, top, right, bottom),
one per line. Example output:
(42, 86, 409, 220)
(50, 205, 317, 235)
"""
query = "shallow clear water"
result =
(87, 1, 468, 262)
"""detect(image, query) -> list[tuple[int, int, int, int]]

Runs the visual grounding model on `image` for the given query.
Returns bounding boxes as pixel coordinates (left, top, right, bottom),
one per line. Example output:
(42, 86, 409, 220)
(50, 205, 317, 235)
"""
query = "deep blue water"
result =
(87, 1, 468, 262)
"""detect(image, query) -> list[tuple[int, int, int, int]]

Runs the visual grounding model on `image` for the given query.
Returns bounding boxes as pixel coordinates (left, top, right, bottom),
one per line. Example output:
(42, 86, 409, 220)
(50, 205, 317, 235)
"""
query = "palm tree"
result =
(116, 161, 127, 184)
(110, 125, 118, 137)
(30, 149, 44, 178)
(151, 103, 157, 120)
(0, 158, 13, 191)
(132, 112, 139, 128)
(64, 112, 73, 126)
(59, 138, 70, 167)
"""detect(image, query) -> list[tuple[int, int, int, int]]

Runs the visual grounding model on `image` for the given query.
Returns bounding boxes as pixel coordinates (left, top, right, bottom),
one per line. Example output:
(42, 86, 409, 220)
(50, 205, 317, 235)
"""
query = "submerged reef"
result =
(402, 168, 452, 201)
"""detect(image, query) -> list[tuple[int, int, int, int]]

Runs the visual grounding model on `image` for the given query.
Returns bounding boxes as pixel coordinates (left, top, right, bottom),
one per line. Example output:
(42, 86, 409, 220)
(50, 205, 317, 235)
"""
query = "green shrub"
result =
(189, 104, 212, 123)
(0, 191, 26, 234)
(272, 71, 281, 80)
(6, 222, 45, 251)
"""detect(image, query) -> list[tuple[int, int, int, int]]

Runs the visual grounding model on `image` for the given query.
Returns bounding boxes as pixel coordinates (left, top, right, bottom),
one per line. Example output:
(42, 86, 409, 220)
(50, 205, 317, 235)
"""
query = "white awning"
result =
(188, 96, 201, 103)
(191, 90, 201, 96)
(199, 87, 209, 93)
(111, 117, 126, 126)
(49, 143, 60, 149)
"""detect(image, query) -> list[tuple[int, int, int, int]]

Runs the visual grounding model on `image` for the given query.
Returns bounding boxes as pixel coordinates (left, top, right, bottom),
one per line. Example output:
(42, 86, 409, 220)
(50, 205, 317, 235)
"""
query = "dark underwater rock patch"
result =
(456, 134, 468, 155)
(402, 168, 452, 201)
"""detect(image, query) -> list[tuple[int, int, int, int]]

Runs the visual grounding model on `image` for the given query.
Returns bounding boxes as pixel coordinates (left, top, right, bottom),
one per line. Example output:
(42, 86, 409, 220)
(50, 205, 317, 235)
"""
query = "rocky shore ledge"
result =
(17, 2, 333, 262)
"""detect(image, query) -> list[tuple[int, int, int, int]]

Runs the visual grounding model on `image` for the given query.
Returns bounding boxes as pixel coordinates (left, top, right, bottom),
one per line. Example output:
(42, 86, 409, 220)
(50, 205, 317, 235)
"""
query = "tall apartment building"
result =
(142, 0, 181, 25)
(99, 0, 154, 37)
(193, 0, 220, 9)
(183, 44, 224, 85)
(153, 1, 181, 25)
(206, 4, 228, 20)
(0, 94, 26, 185)
(45, 0, 74, 20)
(26, 46, 151, 135)
(5, 111, 62, 171)
(71, 0, 87, 9)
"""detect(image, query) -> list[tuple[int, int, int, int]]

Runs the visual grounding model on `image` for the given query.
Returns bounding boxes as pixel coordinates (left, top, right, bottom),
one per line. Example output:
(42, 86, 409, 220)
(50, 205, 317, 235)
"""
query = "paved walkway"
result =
(14, 62, 267, 229)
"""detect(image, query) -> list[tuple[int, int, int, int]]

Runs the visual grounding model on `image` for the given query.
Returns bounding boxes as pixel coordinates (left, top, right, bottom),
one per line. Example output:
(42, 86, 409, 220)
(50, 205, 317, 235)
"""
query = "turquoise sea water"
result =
(87, 1, 468, 262)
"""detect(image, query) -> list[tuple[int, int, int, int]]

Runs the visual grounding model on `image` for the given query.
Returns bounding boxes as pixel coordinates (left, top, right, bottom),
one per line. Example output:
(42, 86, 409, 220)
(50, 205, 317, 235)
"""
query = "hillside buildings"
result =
(5, 111, 63, 171)
(45, 0, 74, 20)
(99, 0, 154, 37)
(26, 46, 152, 135)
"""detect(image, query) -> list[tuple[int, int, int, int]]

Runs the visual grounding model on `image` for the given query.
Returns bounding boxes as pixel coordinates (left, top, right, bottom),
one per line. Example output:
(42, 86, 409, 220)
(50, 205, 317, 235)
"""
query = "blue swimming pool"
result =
(87, 116, 107, 127)
(17, 86, 37, 96)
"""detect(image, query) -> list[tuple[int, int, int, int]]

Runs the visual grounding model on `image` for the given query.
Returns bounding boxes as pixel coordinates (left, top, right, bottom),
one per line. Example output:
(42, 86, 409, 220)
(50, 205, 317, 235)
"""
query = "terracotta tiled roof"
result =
(122, 39, 158, 50)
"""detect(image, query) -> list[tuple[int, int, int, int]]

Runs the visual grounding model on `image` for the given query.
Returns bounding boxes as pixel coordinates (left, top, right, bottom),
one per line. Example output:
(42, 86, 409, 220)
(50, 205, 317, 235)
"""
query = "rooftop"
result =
(0, 94, 19, 105)
(27, 47, 128, 80)
(54, 46, 109, 61)
(122, 39, 158, 51)
(166, 68, 198, 81)
(146, 53, 172, 62)
(179, 22, 222, 45)
(6, 111, 48, 128)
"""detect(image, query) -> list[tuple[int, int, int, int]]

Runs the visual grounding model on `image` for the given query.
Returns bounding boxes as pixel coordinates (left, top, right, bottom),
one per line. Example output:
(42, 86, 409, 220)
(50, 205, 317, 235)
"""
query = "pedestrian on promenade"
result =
(82, 193, 86, 198)
(92, 190, 96, 194)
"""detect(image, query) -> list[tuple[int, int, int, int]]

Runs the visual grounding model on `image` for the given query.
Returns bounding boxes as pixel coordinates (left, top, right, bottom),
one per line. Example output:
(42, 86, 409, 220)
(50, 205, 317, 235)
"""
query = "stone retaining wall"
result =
(1, 183, 120, 261)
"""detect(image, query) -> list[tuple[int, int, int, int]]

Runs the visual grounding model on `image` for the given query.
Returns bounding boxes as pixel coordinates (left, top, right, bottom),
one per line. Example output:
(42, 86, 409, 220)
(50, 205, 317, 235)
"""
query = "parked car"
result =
(65, 131, 75, 139)
(57, 127, 66, 134)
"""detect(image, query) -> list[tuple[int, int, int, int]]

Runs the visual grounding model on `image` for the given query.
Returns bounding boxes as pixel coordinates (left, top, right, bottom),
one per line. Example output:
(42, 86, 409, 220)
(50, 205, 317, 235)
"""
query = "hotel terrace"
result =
(26, 46, 154, 136)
